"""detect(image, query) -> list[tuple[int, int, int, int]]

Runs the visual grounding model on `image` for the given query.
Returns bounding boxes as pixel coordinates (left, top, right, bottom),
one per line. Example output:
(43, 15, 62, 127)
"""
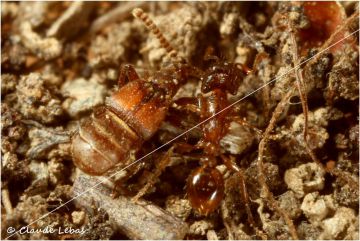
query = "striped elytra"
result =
(71, 79, 171, 176)
(72, 106, 140, 175)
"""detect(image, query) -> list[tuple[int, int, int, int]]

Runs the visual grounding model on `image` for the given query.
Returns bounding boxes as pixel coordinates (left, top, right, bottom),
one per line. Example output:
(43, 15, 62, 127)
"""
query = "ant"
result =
(130, 8, 261, 222)
(72, 8, 260, 224)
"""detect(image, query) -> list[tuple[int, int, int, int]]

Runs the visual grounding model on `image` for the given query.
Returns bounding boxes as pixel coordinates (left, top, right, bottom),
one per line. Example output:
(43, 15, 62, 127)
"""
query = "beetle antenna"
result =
(132, 8, 182, 62)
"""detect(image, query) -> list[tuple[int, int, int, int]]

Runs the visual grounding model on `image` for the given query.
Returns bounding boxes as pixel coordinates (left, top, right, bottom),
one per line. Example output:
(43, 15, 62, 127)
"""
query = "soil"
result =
(1, 2, 359, 240)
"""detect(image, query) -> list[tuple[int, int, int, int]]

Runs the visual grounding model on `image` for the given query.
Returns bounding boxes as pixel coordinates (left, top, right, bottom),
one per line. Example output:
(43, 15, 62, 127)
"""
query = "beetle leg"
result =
(110, 180, 134, 199)
(131, 147, 174, 202)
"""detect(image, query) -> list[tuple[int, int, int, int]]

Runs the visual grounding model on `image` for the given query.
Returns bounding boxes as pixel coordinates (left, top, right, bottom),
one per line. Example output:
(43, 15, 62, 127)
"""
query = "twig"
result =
(237, 169, 267, 240)
(90, 2, 147, 34)
(289, 23, 323, 167)
(257, 86, 298, 240)
(2, 188, 13, 215)
(289, 14, 359, 191)
(222, 155, 267, 240)
(73, 173, 189, 240)
(47, 2, 96, 39)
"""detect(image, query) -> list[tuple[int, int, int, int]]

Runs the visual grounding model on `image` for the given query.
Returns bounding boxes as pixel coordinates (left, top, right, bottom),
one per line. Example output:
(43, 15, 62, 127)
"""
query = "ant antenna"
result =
(132, 8, 184, 62)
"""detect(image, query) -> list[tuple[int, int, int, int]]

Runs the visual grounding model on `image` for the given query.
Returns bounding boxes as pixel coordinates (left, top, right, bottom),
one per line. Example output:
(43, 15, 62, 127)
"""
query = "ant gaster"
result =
(71, 8, 252, 216)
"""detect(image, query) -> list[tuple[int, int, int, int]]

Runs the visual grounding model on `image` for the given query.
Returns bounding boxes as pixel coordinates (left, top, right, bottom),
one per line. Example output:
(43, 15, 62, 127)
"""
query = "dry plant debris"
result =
(1, 2, 359, 240)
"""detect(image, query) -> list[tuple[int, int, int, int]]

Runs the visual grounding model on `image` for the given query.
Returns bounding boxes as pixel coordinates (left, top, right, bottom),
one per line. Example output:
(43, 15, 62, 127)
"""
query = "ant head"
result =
(201, 62, 247, 95)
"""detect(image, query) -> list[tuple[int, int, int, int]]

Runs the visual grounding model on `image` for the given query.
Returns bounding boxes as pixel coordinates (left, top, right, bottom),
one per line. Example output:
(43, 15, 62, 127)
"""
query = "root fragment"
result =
(1, 188, 13, 215)
(222, 155, 267, 240)
(90, 2, 146, 34)
(257, 86, 299, 240)
(289, 14, 359, 192)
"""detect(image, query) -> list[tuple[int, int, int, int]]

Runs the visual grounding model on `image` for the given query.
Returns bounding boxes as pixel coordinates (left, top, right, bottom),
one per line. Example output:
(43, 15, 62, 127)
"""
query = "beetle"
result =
(71, 7, 196, 176)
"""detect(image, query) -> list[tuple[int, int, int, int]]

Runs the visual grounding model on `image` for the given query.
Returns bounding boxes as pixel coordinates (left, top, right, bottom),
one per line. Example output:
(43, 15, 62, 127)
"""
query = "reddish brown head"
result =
(201, 62, 247, 95)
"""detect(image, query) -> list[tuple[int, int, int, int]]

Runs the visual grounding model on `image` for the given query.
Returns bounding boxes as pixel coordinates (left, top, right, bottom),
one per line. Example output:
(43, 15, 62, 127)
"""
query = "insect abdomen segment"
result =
(72, 106, 141, 176)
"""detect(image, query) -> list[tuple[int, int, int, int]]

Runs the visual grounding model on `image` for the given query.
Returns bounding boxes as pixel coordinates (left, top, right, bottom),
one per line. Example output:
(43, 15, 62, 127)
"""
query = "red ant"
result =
(130, 8, 260, 220)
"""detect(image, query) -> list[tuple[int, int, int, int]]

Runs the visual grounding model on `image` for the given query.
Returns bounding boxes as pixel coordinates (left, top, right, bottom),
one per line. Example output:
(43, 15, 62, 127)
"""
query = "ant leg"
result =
(131, 147, 174, 202)
(173, 142, 197, 154)
(229, 116, 263, 138)
(118, 64, 141, 87)
(173, 97, 199, 113)
(204, 46, 220, 63)
(222, 155, 268, 239)
(221, 155, 256, 228)
(131, 141, 200, 203)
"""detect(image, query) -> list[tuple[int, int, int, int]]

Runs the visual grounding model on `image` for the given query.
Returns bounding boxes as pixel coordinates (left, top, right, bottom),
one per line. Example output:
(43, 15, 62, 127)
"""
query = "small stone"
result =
(48, 158, 64, 185)
(206, 229, 219, 240)
(72, 211, 86, 225)
(24, 160, 49, 196)
(29, 160, 49, 181)
(165, 195, 192, 221)
(284, 162, 325, 198)
(89, 22, 131, 68)
(300, 192, 334, 223)
(319, 207, 358, 239)
(297, 221, 322, 240)
(61, 77, 106, 118)
(220, 122, 254, 155)
(142, 6, 205, 65)
(291, 108, 330, 152)
(1, 74, 17, 95)
(220, 13, 238, 37)
(189, 220, 214, 236)
(20, 22, 62, 60)
(278, 191, 301, 219)
(16, 73, 64, 124)
(327, 49, 359, 101)
(289, 12, 300, 22)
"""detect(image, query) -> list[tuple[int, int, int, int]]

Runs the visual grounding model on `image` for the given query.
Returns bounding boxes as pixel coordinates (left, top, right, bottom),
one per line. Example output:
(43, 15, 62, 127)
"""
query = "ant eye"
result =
(187, 166, 224, 215)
